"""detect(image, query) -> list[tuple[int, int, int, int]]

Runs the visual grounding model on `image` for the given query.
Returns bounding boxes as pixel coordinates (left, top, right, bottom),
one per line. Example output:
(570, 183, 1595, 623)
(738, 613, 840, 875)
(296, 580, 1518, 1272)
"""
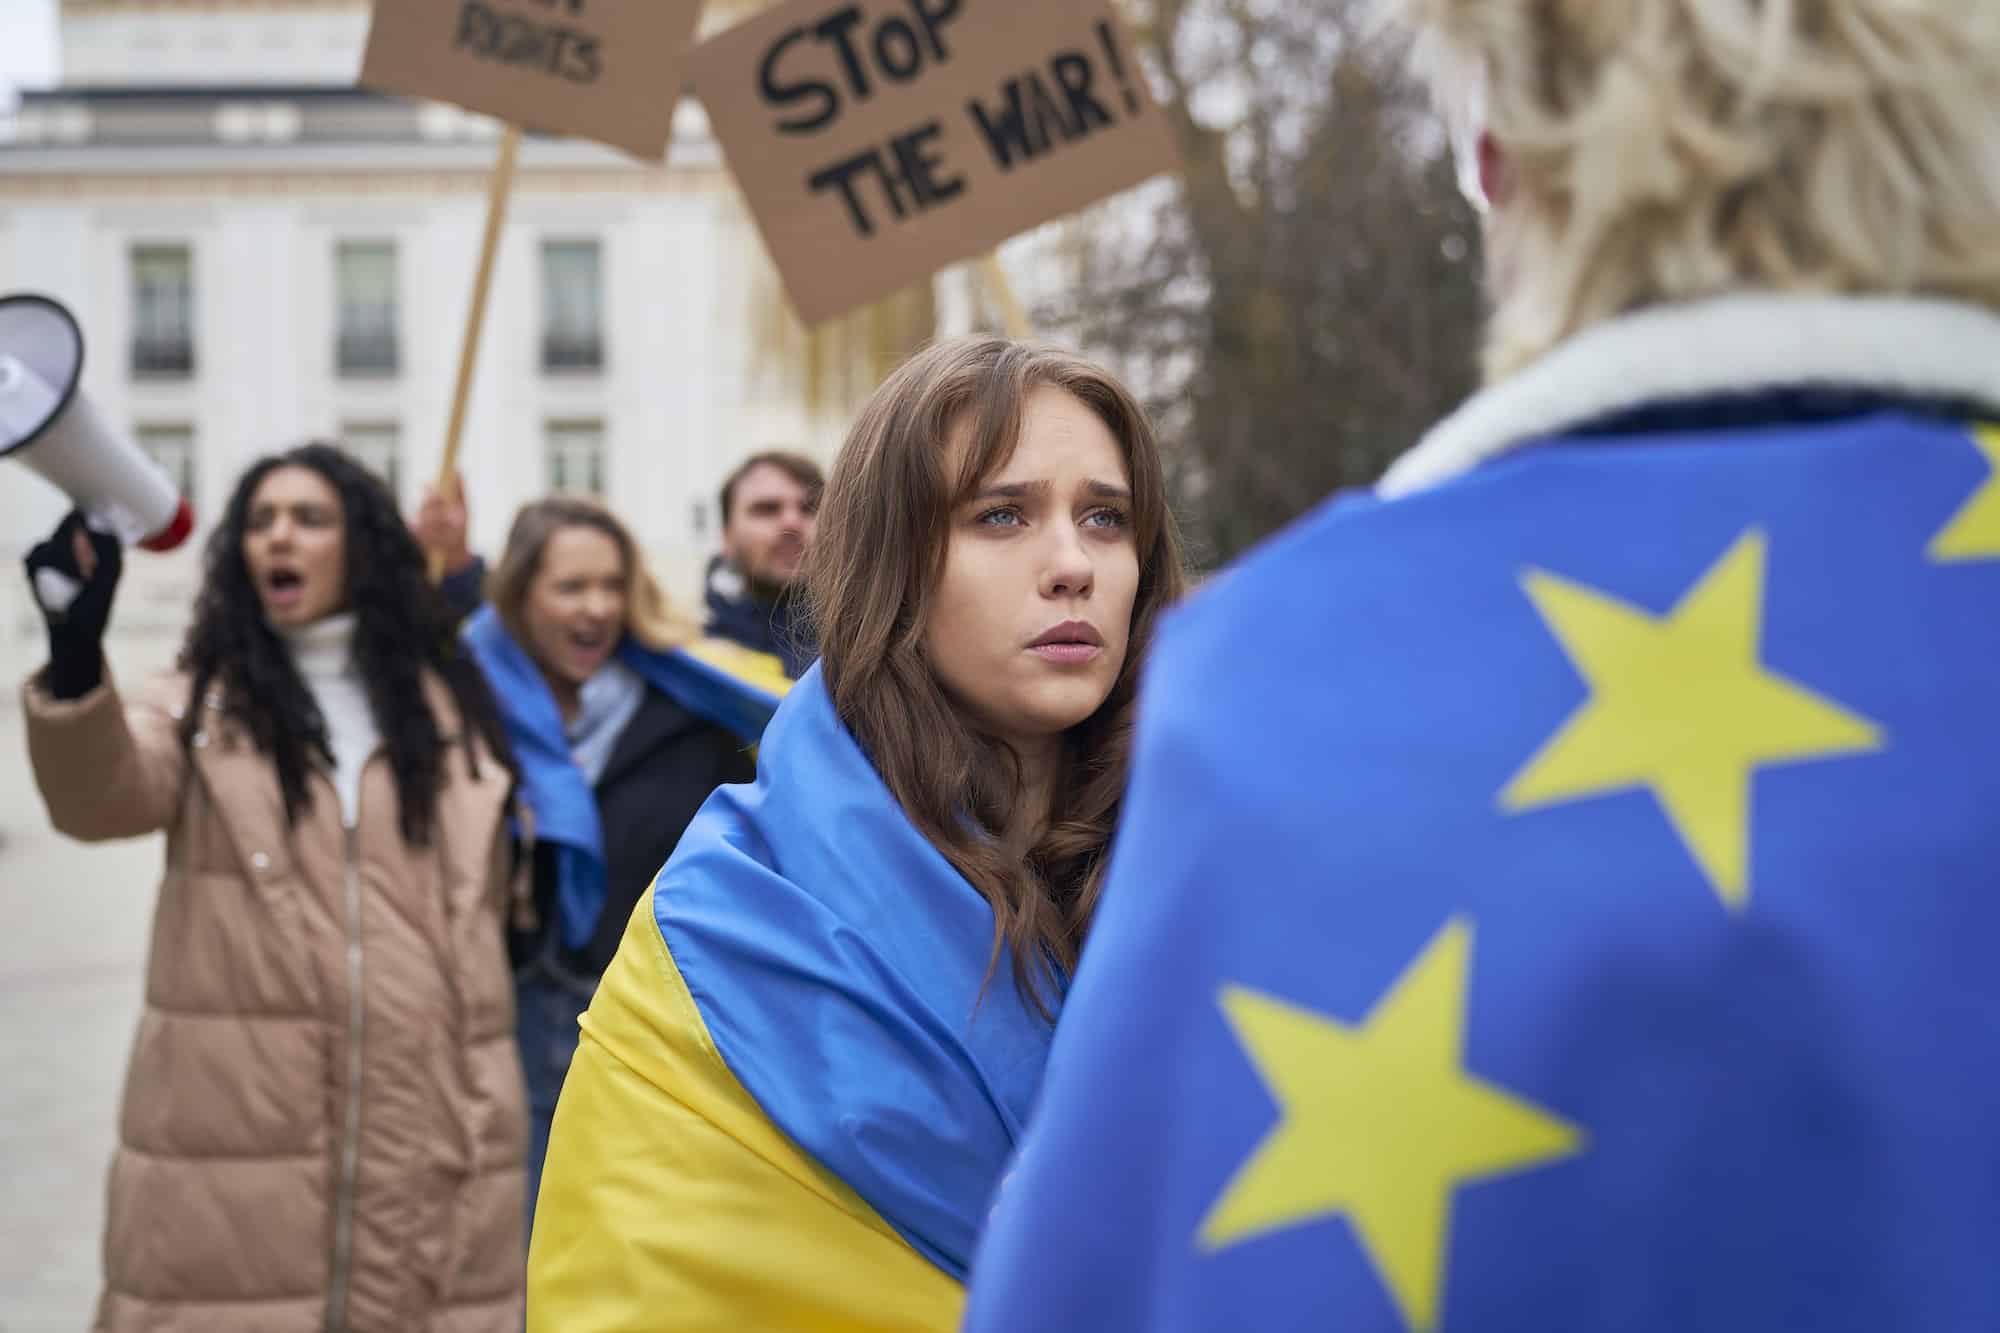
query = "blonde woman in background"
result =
(528, 338, 1187, 1331)
(460, 499, 773, 1226)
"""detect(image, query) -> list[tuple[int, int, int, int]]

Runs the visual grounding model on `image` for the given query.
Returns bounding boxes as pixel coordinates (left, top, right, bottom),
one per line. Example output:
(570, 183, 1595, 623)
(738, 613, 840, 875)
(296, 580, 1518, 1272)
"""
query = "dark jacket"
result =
(440, 558, 488, 626)
(703, 555, 816, 679)
(515, 685, 756, 977)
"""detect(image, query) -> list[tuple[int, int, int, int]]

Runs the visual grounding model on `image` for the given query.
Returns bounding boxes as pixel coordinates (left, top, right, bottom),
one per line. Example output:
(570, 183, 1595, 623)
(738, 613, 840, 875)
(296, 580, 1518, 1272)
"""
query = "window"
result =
(131, 245, 194, 378)
(545, 419, 605, 497)
(336, 240, 399, 376)
(340, 421, 400, 496)
(540, 239, 603, 372)
(134, 423, 197, 507)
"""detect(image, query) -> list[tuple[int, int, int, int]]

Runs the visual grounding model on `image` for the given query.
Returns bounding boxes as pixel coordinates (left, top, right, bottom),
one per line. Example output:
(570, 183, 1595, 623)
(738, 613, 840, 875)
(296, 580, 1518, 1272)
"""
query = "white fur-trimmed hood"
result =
(1380, 294, 2000, 499)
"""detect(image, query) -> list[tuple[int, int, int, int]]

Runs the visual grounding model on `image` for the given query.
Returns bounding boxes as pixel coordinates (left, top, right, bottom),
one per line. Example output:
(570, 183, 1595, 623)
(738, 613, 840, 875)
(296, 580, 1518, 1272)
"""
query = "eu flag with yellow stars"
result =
(961, 412, 2000, 1332)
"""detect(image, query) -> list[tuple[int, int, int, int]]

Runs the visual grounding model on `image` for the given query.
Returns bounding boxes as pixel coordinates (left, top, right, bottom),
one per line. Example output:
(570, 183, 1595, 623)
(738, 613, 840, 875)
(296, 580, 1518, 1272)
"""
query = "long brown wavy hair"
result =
(808, 336, 1188, 1017)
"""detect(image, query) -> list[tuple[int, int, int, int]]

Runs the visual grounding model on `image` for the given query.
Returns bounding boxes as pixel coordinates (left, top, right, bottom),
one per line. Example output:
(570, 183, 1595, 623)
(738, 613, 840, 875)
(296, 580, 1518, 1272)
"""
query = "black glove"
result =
(24, 509, 123, 700)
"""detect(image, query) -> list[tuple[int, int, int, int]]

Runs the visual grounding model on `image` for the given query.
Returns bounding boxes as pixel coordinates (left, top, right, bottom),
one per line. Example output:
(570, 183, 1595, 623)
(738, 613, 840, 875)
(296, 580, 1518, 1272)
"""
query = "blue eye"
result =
(977, 506, 1025, 527)
(1083, 507, 1131, 530)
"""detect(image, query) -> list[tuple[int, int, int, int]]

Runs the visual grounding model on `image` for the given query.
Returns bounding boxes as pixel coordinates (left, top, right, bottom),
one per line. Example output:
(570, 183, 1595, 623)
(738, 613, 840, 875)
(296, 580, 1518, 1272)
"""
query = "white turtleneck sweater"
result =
(280, 612, 381, 828)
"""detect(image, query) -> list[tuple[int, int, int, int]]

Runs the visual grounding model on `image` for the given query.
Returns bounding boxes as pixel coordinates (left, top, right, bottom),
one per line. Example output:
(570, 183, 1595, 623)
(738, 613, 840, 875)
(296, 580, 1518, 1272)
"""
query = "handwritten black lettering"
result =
(891, 120, 964, 207)
(453, 0, 601, 84)
(760, 25, 841, 133)
(808, 148, 892, 235)
(1094, 20, 1141, 115)
(501, 17, 551, 66)
(813, 7, 873, 102)
(967, 79, 1033, 168)
(1050, 51, 1112, 134)
(755, 0, 967, 135)
(807, 119, 964, 237)
(909, 0, 962, 61)
(968, 55, 1127, 171)
(1023, 70, 1078, 145)
(456, 3, 491, 54)
(567, 33, 601, 83)
(872, 16, 925, 83)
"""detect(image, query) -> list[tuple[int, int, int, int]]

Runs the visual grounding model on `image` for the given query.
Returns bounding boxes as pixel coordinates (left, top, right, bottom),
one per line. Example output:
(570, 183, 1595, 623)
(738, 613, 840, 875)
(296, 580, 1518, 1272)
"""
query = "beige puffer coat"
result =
(24, 667, 528, 1333)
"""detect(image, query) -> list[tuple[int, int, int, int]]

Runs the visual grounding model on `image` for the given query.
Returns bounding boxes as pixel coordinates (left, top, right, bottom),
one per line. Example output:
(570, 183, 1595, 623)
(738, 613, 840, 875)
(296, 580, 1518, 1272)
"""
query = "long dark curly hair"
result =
(176, 442, 512, 845)
(809, 338, 1188, 1019)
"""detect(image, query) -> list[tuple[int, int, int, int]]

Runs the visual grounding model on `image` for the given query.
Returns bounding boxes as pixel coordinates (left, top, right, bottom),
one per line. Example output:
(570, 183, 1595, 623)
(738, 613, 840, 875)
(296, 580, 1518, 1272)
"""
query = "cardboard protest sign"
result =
(360, 0, 704, 161)
(695, 0, 1181, 324)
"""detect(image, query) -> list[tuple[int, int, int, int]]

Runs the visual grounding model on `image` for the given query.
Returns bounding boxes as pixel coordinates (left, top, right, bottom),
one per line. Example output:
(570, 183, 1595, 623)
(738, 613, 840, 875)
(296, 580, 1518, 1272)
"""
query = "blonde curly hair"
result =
(1388, 0, 2000, 380)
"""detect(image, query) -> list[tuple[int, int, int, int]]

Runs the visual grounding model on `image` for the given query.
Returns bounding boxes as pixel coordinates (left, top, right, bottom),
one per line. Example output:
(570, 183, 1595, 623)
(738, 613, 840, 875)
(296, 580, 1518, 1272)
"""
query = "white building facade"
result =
(0, 0, 966, 647)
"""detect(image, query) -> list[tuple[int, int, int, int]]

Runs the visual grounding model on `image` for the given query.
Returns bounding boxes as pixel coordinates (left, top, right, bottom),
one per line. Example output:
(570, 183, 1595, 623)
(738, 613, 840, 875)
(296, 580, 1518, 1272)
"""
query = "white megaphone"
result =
(0, 292, 194, 552)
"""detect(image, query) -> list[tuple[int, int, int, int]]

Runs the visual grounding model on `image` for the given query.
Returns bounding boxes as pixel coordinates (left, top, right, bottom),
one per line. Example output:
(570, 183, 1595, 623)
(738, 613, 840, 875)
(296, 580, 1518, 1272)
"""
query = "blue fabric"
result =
(962, 410, 2000, 1332)
(653, 664, 1054, 1280)
(463, 606, 782, 950)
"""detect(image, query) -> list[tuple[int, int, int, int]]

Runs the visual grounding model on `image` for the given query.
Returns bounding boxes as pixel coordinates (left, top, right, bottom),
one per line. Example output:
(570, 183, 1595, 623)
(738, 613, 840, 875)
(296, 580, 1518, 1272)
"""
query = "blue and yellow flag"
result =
(529, 665, 1053, 1332)
(962, 413, 2000, 1332)
(462, 606, 788, 950)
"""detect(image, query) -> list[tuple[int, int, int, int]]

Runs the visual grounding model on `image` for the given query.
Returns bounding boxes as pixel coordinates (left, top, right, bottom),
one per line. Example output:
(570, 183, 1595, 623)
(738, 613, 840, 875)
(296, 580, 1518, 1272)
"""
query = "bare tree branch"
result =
(1040, 0, 1484, 564)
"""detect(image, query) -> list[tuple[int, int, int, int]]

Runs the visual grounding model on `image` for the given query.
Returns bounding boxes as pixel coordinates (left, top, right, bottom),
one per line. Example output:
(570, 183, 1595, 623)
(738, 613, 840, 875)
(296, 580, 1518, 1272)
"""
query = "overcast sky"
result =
(0, 0, 59, 102)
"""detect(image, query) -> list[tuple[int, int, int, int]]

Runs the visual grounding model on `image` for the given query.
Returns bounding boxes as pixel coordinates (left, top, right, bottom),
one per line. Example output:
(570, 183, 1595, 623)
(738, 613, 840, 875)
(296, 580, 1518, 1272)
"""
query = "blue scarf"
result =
(653, 664, 1057, 1277)
(463, 605, 784, 950)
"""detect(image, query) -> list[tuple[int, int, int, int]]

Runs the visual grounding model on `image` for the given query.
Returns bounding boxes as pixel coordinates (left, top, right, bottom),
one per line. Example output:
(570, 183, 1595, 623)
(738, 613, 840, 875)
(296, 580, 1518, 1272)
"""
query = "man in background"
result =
(702, 451, 821, 679)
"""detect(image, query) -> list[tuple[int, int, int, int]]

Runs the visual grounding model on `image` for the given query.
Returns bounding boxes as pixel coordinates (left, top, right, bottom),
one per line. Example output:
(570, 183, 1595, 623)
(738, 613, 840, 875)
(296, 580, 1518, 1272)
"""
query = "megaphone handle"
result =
(432, 123, 522, 583)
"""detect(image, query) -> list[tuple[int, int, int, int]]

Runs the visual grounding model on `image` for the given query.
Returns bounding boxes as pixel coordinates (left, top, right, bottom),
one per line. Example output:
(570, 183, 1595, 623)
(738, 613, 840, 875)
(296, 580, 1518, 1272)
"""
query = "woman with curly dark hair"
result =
(528, 337, 1187, 1331)
(20, 442, 530, 1333)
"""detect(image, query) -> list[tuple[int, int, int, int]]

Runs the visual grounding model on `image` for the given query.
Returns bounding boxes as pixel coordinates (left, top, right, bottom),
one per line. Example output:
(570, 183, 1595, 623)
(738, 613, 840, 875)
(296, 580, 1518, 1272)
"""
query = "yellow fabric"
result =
(1499, 529, 1882, 910)
(683, 636, 795, 701)
(526, 886, 965, 1333)
(1199, 921, 1583, 1333)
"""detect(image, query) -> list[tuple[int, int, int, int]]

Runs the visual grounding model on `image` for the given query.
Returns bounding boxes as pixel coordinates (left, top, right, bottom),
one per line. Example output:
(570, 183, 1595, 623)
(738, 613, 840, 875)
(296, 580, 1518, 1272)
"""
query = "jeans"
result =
(514, 939, 600, 1240)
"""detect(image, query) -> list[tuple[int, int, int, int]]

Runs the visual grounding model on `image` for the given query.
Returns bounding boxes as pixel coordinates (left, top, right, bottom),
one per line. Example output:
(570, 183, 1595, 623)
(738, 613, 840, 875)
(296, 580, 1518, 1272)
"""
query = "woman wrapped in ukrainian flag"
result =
(527, 336, 1188, 1330)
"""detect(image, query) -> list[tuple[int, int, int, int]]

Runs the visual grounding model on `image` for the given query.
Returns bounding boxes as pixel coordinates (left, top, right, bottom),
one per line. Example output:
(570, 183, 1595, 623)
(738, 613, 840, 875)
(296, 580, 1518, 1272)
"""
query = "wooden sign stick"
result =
(430, 123, 522, 580)
(977, 253, 1033, 340)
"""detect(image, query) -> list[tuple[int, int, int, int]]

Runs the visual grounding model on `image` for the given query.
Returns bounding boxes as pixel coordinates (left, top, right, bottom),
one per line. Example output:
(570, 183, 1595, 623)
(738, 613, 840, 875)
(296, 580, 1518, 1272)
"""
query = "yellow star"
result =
(1199, 921, 1583, 1333)
(1928, 425, 2000, 562)
(1501, 529, 1882, 910)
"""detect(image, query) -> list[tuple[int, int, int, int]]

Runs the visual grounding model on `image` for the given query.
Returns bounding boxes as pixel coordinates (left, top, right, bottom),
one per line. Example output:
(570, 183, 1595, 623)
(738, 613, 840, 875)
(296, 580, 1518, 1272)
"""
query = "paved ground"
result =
(0, 631, 178, 1332)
